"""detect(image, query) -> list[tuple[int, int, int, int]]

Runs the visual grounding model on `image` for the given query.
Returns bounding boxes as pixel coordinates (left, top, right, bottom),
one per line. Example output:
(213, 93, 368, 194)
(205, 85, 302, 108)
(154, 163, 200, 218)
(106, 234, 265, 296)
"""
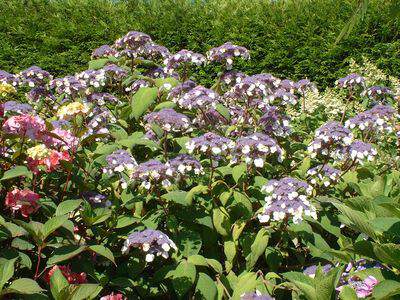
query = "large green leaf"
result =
(172, 261, 197, 297)
(372, 280, 400, 299)
(162, 190, 191, 206)
(47, 245, 86, 265)
(89, 245, 115, 264)
(56, 200, 82, 216)
(0, 258, 16, 291)
(195, 272, 218, 300)
(1, 166, 32, 181)
(50, 267, 69, 300)
(3, 278, 44, 295)
(245, 228, 269, 270)
(41, 215, 69, 241)
(69, 284, 102, 300)
(130, 87, 158, 119)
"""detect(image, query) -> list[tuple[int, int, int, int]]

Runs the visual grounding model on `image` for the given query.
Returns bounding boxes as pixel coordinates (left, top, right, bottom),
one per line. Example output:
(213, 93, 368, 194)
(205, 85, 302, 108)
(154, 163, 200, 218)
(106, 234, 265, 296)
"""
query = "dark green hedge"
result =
(0, 0, 399, 88)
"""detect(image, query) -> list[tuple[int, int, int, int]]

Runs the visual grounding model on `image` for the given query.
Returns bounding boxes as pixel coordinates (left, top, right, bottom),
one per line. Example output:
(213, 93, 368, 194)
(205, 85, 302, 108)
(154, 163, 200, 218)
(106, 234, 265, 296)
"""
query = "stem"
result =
(34, 246, 42, 280)
(340, 91, 353, 123)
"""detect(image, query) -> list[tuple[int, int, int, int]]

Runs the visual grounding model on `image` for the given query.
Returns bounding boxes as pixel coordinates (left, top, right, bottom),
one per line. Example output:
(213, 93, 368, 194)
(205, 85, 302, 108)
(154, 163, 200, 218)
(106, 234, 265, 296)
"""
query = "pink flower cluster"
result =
(5, 189, 40, 217)
(2, 114, 45, 140)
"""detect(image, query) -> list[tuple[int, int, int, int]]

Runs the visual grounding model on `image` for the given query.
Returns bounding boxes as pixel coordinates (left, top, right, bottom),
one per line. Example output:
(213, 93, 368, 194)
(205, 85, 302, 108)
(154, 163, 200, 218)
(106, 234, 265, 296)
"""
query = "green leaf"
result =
(69, 284, 102, 300)
(195, 272, 218, 300)
(315, 267, 342, 300)
(231, 272, 259, 299)
(0, 258, 16, 291)
(213, 207, 231, 236)
(215, 104, 230, 121)
(4, 278, 44, 295)
(338, 285, 358, 300)
(172, 261, 197, 297)
(245, 228, 269, 270)
(185, 185, 208, 204)
(89, 245, 115, 264)
(1, 166, 32, 181)
(11, 238, 34, 251)
(232, 191, 253, 219)
(47, 245, 86, 265)
(115, 215, 138, 228)
(224, 240, 236, 272)
(297, 157, 311, 177)
(50, 267, 69, 300)
(283, 272, 317, 300)
(154, 101, 176, 111)
(130, 87, 158, 119)
(56, 200, 82, 216)
(41, 215, 69, 241)
(162, 190, 191, 206)
(232, 164, 246, 183)
(372, 280, 400, 299)
(88, 57, 117, 70)
(177, 230, 202, 257)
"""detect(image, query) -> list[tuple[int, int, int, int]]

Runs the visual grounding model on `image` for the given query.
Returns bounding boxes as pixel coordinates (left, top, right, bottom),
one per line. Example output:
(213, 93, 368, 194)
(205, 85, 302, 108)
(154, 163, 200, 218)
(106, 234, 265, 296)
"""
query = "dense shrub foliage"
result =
(0, 0, 399, 88)
(0, 29, 400, 299)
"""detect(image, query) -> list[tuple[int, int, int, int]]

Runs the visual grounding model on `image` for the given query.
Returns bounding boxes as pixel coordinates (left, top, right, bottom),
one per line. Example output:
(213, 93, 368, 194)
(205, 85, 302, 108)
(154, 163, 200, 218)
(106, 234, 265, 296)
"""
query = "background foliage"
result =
(0, 0, 399, 88)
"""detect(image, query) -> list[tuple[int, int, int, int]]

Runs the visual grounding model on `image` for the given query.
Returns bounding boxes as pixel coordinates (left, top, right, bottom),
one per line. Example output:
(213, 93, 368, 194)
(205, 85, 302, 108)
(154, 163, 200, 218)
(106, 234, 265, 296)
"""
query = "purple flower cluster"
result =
(303, 264, 333, 278)
(26, 87, 55, 103)
(259, 177, 316, 224)
(266, 89, 297, 106)
(220, 71, 247, 88)
(2, 114, 46, 140)
(138, 43, 170, 60)
(343, 140, 377, 164)
(114, 31, 152, 50)
(259, 106, 291, 137)
(167, 80, 196, 102)
(345, 105, 397, 134)
(295, 79, 317, 94)
(186, 132, 234, 156)
(103, 149, 137, 177)
(308, 121, 353, 158)
(362, 85, 393, 100)
(143, 108, 191, 133)
(49, 76, 87, 97)
(84, 107, 116, 137)
(86, 92, 119, 106)
(91, 45, 118, 59)
(164, 50, 206, 75)
(231, 133, 283, 168)
(18, 66, 51, 87)
(144, 67, 171, 79)
(228, 73, 280, 102)
(121, 229, 177, 262)
(76, 69, 106, 89)
(166, 154, 203, 177)
(0, 70, 19, 86)
(130, 159, 174, 190)
(2, 101, 33, 114)
(307, 165, 341, 187)
(207, 42, 249, 69)
(103, 64, 128, 80)
(336, 73, 365, 89)
(279, 79, 296, 94)
(42, 128, 78, 151)
(175, 85, 220, 110)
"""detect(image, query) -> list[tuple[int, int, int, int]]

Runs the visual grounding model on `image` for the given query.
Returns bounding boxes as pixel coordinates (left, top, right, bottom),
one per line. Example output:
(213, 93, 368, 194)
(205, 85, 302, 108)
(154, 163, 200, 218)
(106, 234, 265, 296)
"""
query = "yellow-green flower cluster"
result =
(56, 102, 90, 120)
(0, 83, 16, 97)
(27, 144, 51, 160)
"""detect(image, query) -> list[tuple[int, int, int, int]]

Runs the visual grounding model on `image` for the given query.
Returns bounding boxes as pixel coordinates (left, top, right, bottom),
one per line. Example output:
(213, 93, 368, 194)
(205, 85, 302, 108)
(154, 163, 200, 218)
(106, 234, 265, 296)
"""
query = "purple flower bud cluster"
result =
(259, 106, 291, 137)
(220, 71, 247, 88)
(91, 45, 118, 59)
(2, 101, 33, 114)
(166, 154, 203, 177)
(103, 149, 137, 176)
(240, 291, 275, 300)
(49, 76, 87, 97)
(138, 43, 170, 60)
(82, 191, 112, 208)
(114, 31, 152, 50)
(192, 108, 228, 128)
(342, 140, 377, 164)
(207, 42, 250, 69)
(175, 85, 219, 110)
(307, 165, 341, 187)
(76, 69, 106, 89)
(336, 73, 365, 89)
(143, 108, 191, 133)
(86, 92, 119, 106)
(164, 50, 206, 75)
(167, 80, 196, 102)
(266, 89, 297, 106)
(362, 85, 393, 100)
(103, 64, 128, 81)
(144, 67, 172, 79)
(125, 79, 150, 93)
(17, 66, 52, 87)
(0, 70, 19, 86)
(130, 159, 174, 190)
(345, 105, 397, 135)
(186, 132, 235, 156)
(121, 229, 177, 262)
(308, 121, 353, 158)
(259, 177, 316, 224)
(231, 133, 283, 168)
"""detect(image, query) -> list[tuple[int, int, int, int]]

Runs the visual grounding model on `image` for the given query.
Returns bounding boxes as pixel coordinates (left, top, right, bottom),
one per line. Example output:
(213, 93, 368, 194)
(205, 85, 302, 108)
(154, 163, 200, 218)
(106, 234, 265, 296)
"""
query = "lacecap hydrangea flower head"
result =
(56, 102, 90, 120)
